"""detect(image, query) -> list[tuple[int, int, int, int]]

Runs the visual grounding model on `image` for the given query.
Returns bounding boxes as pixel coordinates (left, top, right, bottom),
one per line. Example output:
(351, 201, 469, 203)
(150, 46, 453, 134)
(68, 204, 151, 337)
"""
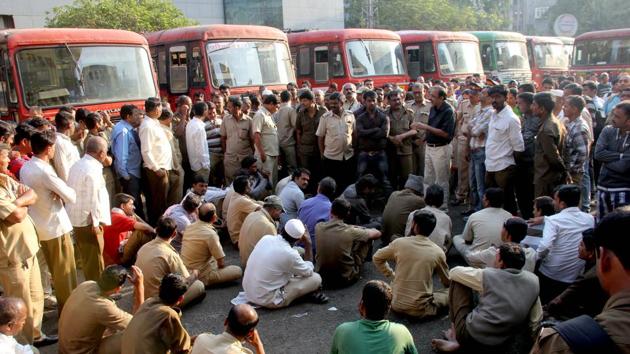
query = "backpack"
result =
(553, 315, 620, 354)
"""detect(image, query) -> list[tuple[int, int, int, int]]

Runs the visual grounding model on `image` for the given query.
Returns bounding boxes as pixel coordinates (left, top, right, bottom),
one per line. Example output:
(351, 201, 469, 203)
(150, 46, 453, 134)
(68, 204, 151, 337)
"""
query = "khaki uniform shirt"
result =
(382, 189, 425, 241)
(408, 99, 432, 142)
(373, 236, 449, 315)
(315, 219, 369, 281)
(135, 238, 190, 299)
(457, 100, 479, 141)
(462, 207, 513, 254)
(192, 332, 253, 354)
(386, 107, 415, 155)
(252, 107, 279, 157)
(0, 174, 39, 268)
(239, 209, 277, 267)
(276, 103, 297, 147)
(226, 194, 261, 244)
(121, 297, 191, 354)
(316, 110, 355, 161)
(181, 220, 224, 273)
(296, 105, 327, 154)
(58, 281, 131, 353)
(220, 114, 253, 157)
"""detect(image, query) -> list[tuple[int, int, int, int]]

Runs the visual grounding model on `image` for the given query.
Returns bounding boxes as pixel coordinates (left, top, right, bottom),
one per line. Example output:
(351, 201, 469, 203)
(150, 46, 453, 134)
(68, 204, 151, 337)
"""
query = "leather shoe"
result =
(33, 334, 58, 347)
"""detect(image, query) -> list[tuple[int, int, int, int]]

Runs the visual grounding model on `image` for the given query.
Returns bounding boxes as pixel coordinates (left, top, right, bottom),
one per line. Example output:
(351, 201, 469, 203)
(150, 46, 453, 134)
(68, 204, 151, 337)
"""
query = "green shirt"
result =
(331, 319, 418, 354)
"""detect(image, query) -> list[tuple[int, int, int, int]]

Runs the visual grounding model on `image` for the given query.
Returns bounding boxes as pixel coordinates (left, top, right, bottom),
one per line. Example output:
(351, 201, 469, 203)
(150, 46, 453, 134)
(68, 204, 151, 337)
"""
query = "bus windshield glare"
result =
(17, 46, 156, 108)
(573, 38, 630, 66)
(534, 43, 569, 68)
(436, 42, 483, 75)
(495, 41, 529, 70)
(346, 40, 406, 77)
(206, 40, 294, 87)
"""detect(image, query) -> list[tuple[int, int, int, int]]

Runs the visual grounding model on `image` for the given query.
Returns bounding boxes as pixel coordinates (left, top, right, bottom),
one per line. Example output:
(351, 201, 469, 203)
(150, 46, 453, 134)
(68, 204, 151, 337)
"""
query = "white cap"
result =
(284, 219, 306, 239)
(550, 89, 564, 98)
(261, 89, 273, 97)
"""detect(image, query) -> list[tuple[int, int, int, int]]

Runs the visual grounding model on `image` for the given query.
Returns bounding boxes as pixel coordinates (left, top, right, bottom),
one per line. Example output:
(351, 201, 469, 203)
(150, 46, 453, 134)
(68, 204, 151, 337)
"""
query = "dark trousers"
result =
(357, 151, 392, 194)
(143, 168, 170, 225)
(324, 156, 356, 197)
(119, 175, 145, 221)
(514, 161, 534, 220)
(299, 150, 322, 195)
(485, 165, 517, 215)
(537, 271, 571, 305)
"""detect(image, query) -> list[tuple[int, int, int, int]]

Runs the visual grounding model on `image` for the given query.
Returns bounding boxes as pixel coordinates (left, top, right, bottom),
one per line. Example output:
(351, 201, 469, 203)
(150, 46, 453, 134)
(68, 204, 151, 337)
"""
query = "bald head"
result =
(0, 297, 26, 336)
(198, 202, 217, 223)
(226, 304, 259, 338)
(85, 135, 107, 155)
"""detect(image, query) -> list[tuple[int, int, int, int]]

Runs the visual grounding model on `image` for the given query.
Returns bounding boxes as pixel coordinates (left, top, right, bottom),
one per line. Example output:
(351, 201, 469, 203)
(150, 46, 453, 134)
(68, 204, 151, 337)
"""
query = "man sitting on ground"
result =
(279, 168, 310, 220)
(163, 193, 201, 252)
(298, 177, 336, 245)
(182, 203, 242, 287)
(342, 174, 381, 229)
(243, 219, 326, 308)
(122, 273, 192, 354)
(381, 174, 425, 244)
(0, 297, 37, 354)
(432, 243, 542, 352)
(453, 188, 512, 267)
(405, 184, 452, 251)
(191, 304, 265, 354)
(330, 280, 418, 354)
(315, 199, 381, 287)
(238, 155, 270, 200)
(58, 265, 144, 353)
(374, 210, 450, 318)
(135, 217, 205, 307)
(239, 195, 283, 267)
(227, 175, 262, 246)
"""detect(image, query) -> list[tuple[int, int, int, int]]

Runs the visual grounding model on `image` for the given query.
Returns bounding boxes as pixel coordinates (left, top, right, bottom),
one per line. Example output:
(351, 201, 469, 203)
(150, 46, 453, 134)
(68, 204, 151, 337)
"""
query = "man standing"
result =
(186, 102, 211, 182)
(374, 210, 450, 318)
(466, 88, 493, 214)
(111, 104, 145, 221)
(221, 97, 254, 183)
(20, 130, 77, 313)
(412, 86, 456, 209)
(182, 203, 242, 287)
(296, 90, 327, 192)
(66, 136, 111, 282)
(205, 102, 225, 187)
(158, 110, 185, 206)
(252, 95, 280, 187)
(533, 92, 567, 197)
(317, 92, 356, 194)
(342, 83, 362, 112)
(562, 96, 591, 187)
(407, 83, 432, 176)
(453, 90, 480, 206)
(316, 199, 381, 287)
(514, 92, 540, 220)
(355, 90, 390, 191)
(484, 85, 524, 215)
(386, 91, 417, 189)
(239, 195, 283, 267)
(276, 90, 298, 173)
(139, 97, 173, 224)
(52, 111, 80, 183)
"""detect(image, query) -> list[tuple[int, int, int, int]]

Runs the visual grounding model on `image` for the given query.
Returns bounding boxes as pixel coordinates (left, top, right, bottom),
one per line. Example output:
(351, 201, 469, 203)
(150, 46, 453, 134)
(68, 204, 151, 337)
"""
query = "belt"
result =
(426, 143, 447, 147)
(365, 150, 383, 156)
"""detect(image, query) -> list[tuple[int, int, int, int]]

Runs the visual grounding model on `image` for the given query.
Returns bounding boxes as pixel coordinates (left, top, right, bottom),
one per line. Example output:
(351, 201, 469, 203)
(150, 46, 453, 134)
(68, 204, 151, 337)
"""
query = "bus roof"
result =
(469, 31, 526, 43)
(397, 30, 478, 43)
(0, 28, 148, 49)
(288, 28, 400, 45)
(526, 36, 564, 45)
(575, 28, 630, 41)
(556, 36, 574, 45)
(145, 25, 287, 45)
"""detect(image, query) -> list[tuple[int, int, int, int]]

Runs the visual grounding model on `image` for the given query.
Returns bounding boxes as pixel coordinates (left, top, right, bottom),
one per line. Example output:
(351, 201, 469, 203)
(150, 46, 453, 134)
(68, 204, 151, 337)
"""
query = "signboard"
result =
(554, 14, 578, 37)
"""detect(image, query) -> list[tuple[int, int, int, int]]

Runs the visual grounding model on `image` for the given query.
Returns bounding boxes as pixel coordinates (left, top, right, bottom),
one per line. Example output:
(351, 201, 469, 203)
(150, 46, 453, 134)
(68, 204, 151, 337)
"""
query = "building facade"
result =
(510, 0, 558, 36)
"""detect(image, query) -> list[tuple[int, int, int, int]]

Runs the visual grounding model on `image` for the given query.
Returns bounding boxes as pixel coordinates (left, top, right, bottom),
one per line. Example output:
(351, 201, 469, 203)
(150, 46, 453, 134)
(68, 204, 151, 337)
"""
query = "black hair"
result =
(262, 94, 279, 105)
(533, 92, 555, 114)
(181, 194, 202, 213)
(363, 90, 377, 100)
(498, 242, 526, 270)
(329, 92, 343, 102)
(192, 174, 209, 185)
(355, 174, 378, 192)
(487, 85, 508, 97)
(58, 105, 74, 114)
(541, 78, 556, 88)
(280, 90, 291, 103)
(233, 175, 250, 194)
(535, 196, 555, 216)
(594, 210, 630, 269)
(518, 83, 536, 93)
(564, 83, 583, 96)
(508, 87, 518, 98)
(411, 210, 437, 236)
(120, 104, 137, 121)
(156, 216, 177, 239)
(425, 184, 444, 208)
(30, 130, 56, 155)
(54, 111, 74, 131)
(556, 184, 581, 208)
(503, 217, 528, 243)
(331, 198, 351, 219)
(97, 265, 128, 292)
(299, 90, 314, 101)
(484, 187, 504, 208)
(565, 95, 586, 112)
(240, 155, 258, 169)
(14, 123, 36, 145)
(75, 108, 90, 123)
(229, 96, 243, 108)
(582, 81, 598, 92)
(614, 101, 630, 120)
(114, 193, 134, 208)
(219, 83, 231, 90)
(291, 168, 310, 180)
(361, 280, 392, 321)
(192, 102, 208, 117)
(431, 86, 447, 99)
(85, 112, 102, 130)
(318, 177, 336, 200)
(176, 95, 192, 107)
(27, 117, 50, 130)
(582, 228, 596, 252)
(144, 97, 162, 113)
(226, 305, 259, 337)
(158, 109, 173, 121)
(159, 273, 188, 305)
(0, 121, 15, 142)
(517, 92, 534, 105)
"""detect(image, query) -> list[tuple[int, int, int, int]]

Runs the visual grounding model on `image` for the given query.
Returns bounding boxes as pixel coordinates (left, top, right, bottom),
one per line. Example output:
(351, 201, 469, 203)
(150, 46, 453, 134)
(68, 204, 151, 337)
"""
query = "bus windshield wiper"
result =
(63, 43, 85, 96)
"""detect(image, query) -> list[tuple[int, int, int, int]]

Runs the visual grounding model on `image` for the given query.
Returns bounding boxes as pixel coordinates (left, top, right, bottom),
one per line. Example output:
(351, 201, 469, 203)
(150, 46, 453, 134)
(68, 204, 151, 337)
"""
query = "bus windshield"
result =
(17, 46, 156, 108)
(346, 40, 406, 77)
(573, 38, 630, 66)
(436, 41, 483, 75)
(206, 40, 294, 87)
(495, 41, 529, 70)
(533, 43, 569, 68)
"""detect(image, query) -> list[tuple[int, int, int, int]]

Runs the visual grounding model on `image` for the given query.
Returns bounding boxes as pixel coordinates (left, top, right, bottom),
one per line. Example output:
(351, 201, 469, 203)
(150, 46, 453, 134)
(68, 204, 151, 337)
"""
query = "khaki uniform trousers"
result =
(455, 137, 470, 202)
(266, 273, 322, 309)
(210, 153, 225, 188)
(224, 153, 248, 184)
(120, 230, 154, 267)
(180, 279, 206, 308)
(198, 263, 243, 287)
(425, 144, 452, 208)
(392, 288, 449, 318)
(40, 234, 77, 312)
(257, 155, 278, 189)
(97, 332, 123, 354)
(74, 226, 105, 282)
(0, 256, 44, 344)
(168, 167, 184, 206)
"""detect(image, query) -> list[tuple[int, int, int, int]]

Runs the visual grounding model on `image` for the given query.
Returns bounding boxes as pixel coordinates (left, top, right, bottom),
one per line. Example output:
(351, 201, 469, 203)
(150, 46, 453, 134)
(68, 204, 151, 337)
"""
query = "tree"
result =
(546, 0, 630, 35)
(46, 0, 197, 33)
(345, 0, 508, 31)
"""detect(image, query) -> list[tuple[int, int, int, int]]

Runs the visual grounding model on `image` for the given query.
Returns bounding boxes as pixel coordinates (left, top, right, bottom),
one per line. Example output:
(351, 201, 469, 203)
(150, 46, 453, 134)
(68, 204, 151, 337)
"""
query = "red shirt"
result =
(103, 211, 136, 265)
(9, 154, 30, 179)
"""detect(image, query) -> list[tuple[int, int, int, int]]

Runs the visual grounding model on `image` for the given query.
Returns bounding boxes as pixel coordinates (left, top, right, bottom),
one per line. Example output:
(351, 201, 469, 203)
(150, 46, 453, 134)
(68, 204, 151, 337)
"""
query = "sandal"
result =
(308, 291, 329, 304)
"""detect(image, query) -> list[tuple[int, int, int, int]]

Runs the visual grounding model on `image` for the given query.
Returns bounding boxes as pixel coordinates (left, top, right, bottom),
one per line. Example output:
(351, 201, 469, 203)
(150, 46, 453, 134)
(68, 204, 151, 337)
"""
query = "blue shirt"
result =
(298, 193, 331, 241)
(111, 120, 142, 179)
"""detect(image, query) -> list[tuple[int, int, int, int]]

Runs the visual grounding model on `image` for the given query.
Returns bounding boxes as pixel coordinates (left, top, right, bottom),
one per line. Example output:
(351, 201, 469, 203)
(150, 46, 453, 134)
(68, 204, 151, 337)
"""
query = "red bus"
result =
(288, 29, 408, 89)
(526, 36, 570, 86)
(0, 28, 158, 121)
(398, 31, 484, 83)
(571, 28, 630, 80)
(146, 25, 295, 105)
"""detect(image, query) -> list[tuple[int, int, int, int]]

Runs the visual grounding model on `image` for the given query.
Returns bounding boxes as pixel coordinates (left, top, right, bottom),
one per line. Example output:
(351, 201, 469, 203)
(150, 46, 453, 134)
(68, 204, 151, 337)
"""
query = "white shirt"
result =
(66, 155, 111, 227)
(279, 181, 304, 219)
(484, 105, 524, 172)
(0, 333, 35, 354)
(466, 244, 537, 273)
(186, 116, 210, 171)
(537, 207, 595, 283)
(139, 115, 173, 171)
(52, 132, 80, 182)
(242, 235, 314, 306)
(20, 157, 76, 241)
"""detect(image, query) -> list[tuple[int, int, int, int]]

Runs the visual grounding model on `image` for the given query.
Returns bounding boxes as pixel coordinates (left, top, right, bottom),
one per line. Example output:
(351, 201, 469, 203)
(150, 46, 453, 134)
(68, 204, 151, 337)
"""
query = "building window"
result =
(224, 0, 283, 29)
(534, 7, 549, 20)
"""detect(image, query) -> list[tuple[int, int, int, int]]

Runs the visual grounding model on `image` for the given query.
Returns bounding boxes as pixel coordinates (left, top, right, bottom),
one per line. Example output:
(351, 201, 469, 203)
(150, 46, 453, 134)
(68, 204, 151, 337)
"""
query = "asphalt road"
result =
(39, 204, 530, 353)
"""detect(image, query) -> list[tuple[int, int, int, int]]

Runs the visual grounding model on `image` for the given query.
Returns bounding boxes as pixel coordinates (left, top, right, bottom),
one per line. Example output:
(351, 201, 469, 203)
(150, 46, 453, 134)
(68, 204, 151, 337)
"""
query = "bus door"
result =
(0, 47, 17, 120)
(163, 43, 207, 98)
(405, 42, 436, 79)
(296, 44, 344, 86)
(480, 42, 494, 72)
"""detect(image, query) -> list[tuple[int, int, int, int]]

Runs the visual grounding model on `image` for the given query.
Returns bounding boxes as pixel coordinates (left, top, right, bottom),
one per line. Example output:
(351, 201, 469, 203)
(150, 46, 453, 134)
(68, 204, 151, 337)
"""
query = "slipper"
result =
(308, 292, 329, 304)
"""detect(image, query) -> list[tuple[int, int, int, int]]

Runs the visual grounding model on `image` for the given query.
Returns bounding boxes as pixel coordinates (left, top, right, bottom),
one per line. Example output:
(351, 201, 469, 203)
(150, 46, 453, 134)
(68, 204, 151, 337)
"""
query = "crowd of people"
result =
(0, 71, 629, 354)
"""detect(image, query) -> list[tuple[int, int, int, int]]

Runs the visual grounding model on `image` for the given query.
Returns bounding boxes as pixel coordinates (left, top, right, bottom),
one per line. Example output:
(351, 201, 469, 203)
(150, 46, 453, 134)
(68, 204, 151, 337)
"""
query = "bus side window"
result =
(330, 44, 344, 77)
(158, 48, 167, 85)
(406, 46, 420, 78)
(1, 51, 16, 107)
(422, 42, 436, 73)
(314, 46, 328, 82)
(191, 46, 206, 87)
(169, 46, 188, 94)
(298, 47, 311, 77)
(0, 50, 9, 114)
(481, 44, 492, 67)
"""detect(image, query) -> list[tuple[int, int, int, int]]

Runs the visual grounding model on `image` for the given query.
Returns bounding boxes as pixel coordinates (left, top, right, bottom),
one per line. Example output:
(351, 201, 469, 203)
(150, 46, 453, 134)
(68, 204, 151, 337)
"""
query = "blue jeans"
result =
(469, 148, 486, 211)
(580, 160, 591, 212)
(357, 151, 392, 193)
